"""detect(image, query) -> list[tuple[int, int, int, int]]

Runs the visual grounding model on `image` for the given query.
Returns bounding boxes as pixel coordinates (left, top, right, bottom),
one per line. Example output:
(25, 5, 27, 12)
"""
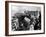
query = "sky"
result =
(11, 5, 41, 16)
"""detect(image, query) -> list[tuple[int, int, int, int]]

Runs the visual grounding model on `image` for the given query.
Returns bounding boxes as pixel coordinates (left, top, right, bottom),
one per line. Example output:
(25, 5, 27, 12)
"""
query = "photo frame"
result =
(5, 1, 45, 36)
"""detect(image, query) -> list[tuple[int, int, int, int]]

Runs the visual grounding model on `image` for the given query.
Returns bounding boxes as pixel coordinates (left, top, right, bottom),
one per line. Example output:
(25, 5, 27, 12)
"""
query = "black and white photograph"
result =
(5, 1, 45, 36)
(11, 5, 41, 31)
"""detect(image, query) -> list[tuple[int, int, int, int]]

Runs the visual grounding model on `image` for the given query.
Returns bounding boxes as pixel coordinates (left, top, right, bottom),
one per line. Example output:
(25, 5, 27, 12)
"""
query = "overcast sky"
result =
(11, 5, 41, 16)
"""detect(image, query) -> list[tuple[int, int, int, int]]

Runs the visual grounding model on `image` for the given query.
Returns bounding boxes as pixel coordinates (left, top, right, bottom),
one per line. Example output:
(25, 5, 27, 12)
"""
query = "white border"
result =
(9, 3, 44, 35)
